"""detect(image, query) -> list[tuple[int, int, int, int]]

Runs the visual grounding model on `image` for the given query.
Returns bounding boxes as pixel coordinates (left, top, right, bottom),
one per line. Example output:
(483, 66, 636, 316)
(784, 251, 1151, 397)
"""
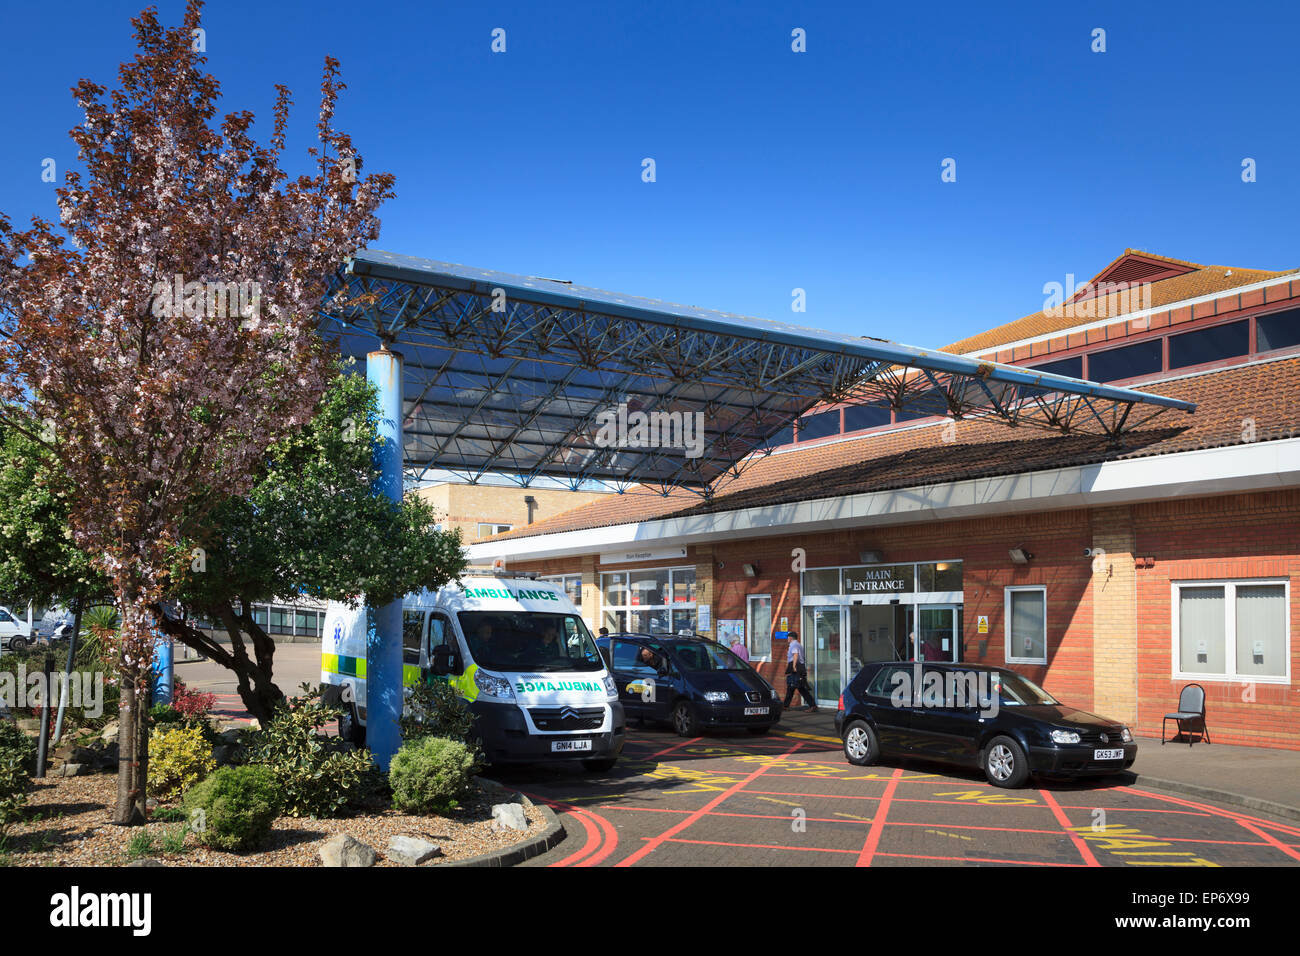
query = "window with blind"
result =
(1005, 587, 1047, 664)
(1175, 581, 1289, 681)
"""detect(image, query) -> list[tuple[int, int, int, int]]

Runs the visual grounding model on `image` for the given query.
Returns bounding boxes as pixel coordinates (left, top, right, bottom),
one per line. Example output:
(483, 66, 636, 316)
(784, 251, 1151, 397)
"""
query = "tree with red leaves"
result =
(0, 1, 394, 824)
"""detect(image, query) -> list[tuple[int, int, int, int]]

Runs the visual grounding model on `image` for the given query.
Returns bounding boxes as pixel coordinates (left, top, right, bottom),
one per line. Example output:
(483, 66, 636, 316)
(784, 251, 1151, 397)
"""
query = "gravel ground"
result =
(1, 771, 546, 867)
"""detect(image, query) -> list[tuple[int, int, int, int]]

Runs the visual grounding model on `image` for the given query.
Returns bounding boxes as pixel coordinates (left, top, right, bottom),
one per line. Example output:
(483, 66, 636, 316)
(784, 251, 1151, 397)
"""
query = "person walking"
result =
(782, 631, 818, 712)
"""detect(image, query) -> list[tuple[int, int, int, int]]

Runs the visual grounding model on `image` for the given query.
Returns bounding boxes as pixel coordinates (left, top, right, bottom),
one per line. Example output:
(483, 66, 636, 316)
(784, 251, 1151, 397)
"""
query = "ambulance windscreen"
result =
(459, 612, 604, 672)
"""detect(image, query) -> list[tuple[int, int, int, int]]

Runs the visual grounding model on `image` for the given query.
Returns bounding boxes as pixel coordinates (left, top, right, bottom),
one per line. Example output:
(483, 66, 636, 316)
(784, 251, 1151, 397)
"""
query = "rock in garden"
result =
(69, 746, 99, 765)
(386, 835, 442, 866)
(318, 833, 376, 867)
(218, 728, 242, 745)
(491, 803, 529, 832)
(59, 762, 86, 777)
(126, 858, 166, 867)
(99, 721, 120, 741)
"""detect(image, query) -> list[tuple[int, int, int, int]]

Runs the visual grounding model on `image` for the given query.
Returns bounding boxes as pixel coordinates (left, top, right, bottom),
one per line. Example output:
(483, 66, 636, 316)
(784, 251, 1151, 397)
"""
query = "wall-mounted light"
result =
(743, 562, 760, 577)
(859, 550, 883, 564)
(1009, 547, 1033, 565)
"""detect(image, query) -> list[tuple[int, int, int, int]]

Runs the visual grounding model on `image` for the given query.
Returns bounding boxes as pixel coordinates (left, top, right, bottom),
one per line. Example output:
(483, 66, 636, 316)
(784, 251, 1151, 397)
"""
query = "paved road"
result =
(174, 641, 322, 723)
(498, 719, 1300, 868)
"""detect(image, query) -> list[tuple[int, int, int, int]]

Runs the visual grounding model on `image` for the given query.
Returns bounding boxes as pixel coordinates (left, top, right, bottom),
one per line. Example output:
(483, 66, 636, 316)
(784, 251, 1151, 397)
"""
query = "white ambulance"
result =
(320, 576, 625, 770)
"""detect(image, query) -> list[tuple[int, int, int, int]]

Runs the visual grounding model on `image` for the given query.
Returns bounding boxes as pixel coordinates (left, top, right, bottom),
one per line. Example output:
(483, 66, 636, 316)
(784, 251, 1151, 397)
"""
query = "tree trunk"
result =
(113, 675, 149, 825)
(151, 602, 287, 723)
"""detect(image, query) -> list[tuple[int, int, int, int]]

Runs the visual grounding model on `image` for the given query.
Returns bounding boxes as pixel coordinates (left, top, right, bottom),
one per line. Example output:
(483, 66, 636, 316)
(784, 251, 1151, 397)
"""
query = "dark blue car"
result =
(596, 633, 782, 736)
(835, 661, 1137, 788)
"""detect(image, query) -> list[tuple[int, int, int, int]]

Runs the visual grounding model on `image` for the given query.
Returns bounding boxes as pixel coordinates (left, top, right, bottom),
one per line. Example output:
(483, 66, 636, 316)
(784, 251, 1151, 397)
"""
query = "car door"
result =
(611, 639, 649, 719)
(907, 665, 982, 765)
(861, 664, 914, 754)
(0, 608, 18, 643)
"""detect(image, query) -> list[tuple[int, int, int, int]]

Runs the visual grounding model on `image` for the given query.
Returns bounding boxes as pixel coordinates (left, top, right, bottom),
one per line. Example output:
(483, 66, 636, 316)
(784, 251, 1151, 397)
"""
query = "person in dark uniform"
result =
(782, 631, 819, 712)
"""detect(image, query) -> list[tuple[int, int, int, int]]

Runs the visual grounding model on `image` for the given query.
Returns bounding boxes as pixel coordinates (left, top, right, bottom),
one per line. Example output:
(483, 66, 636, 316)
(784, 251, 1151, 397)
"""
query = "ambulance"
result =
(319, 575, 625, 770)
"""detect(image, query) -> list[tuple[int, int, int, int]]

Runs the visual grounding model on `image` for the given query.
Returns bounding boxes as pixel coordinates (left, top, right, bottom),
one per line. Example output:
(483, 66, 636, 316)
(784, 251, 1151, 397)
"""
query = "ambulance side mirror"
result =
(430, 644, 452, 677)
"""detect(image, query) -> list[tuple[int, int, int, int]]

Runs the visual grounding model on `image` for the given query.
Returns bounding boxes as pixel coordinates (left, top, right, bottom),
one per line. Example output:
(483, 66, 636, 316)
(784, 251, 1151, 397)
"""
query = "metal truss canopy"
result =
(318, 249, 1196, 496)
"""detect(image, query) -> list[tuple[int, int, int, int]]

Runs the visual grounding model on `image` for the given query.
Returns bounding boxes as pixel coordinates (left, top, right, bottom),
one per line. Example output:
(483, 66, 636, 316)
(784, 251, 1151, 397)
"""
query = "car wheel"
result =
(338, 702, 365, 747)
(842, 719, 879, 766)
(747, 725, 771, 735)
(671, 700, 698, 737)
(8, 637, 25, 652)
(983, 735, 1030, 788)
(582, 757, 618, 772)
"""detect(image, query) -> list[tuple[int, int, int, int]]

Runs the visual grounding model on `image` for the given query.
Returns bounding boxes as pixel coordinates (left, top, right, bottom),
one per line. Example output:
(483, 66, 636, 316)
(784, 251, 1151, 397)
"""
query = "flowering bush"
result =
(170, 679, 216, 722)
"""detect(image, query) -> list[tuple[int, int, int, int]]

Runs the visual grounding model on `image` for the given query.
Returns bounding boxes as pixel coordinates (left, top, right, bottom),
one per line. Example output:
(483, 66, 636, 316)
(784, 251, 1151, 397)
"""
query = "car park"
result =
(835, 661, 1136, 788)
(597, 633, 782, 736)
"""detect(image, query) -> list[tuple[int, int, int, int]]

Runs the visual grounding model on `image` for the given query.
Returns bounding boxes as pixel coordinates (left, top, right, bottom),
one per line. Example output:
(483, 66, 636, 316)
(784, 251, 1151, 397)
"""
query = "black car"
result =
(596, 633, 782, 736)
(835, 661, 1136, 788)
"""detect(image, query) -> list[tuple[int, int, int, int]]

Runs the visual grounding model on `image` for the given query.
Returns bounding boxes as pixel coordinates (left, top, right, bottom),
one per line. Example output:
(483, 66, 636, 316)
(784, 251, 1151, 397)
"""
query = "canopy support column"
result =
(366, 346, 405, 770)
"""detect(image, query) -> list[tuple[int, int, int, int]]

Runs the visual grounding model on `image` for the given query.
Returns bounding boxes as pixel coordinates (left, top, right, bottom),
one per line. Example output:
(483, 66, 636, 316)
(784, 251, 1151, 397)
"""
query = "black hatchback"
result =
(835, 661, 1137, 788)
(596, 633, 782, 736)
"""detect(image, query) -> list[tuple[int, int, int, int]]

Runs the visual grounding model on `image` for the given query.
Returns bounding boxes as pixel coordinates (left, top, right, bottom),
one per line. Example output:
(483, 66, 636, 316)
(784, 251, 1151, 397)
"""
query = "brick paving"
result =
(506, 713, 1300, 868)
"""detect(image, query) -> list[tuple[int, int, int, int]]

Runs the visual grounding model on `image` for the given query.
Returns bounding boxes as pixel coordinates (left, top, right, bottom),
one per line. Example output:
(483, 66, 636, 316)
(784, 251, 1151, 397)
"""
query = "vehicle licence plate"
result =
(551, 739, 592, 752)
(1093, 748, 1124, 760)
(744, 706, 769, 716)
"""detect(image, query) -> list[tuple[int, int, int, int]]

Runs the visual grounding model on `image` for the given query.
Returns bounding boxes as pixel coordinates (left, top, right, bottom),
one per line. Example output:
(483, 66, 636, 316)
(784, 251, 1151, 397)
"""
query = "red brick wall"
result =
(511, 487, 1300, 750)
(1133, 490, 1300, 749)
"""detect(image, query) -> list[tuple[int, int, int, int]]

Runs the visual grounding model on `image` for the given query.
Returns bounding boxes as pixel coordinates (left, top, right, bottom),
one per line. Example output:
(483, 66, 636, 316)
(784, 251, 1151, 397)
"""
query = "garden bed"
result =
(0, 771, 546, 867)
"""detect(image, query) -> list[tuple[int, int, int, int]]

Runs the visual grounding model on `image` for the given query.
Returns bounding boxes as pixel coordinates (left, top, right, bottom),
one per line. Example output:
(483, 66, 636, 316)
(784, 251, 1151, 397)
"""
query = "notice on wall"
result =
(717, 619, 744, 646)
(697, 604, 711, 632)
(977, 615, 989, 634)
(779, 617, 788, 631)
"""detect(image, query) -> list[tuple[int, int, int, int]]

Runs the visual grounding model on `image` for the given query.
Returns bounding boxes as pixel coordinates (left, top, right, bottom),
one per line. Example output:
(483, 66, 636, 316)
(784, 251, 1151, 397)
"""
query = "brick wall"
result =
(509, 487, 1300, 749)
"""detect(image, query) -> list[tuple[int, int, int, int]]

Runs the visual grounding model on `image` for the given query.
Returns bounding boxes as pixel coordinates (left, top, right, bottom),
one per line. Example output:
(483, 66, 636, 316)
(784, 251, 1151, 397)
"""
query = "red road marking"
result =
(877, 852, 1089, 867)
(855, 766, 904, 867)
(664, 837, 857, 855)
(614, 739, 806, 867)
(1038, 788, 1101, 867)
(1122, 787, 1300, 862)
(520, 791, 620, 868)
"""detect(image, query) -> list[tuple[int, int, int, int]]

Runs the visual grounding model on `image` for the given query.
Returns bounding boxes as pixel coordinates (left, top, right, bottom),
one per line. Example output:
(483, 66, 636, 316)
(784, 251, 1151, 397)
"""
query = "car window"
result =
(990, 671, 1059, 706)
(672, 642, 747, 672)
(428, 614, 451, 651)
(402, 610, 426, 666)
(865, 665, 909, 699)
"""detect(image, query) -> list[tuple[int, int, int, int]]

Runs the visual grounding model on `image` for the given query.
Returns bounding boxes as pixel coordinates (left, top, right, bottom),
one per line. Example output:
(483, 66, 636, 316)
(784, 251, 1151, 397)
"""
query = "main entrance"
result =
(801, 603, 963, 705)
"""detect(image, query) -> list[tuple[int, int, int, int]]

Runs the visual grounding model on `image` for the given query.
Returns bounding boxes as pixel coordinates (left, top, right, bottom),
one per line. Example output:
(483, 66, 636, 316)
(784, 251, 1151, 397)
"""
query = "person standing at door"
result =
(782, 631, 818, 712)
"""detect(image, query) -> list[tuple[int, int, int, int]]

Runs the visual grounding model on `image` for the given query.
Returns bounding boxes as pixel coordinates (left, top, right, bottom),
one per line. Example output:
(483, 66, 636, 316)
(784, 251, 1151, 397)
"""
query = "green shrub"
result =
(149, 703, 184, 726)
(183, 765, 281, 852)
(244, 687, 372, 818)
(147, 723, 216, 801)
(0, 721, 36, 834)
(389, 735, 478, 815)
(400, 678, 478, 747)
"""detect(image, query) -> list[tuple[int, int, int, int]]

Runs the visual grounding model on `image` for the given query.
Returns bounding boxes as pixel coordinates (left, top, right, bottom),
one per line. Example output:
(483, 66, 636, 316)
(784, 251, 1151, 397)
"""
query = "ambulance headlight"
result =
(602, 675, 618, 698)
(474, 669, 515, 701)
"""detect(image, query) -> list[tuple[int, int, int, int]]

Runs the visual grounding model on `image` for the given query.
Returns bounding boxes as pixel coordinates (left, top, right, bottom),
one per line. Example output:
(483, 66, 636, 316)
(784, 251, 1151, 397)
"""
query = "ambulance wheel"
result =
(338, 702, 365, 747)
(7, 637, 25, 652)
(582, 757, 617, 772)
(671, 700, 698, 737)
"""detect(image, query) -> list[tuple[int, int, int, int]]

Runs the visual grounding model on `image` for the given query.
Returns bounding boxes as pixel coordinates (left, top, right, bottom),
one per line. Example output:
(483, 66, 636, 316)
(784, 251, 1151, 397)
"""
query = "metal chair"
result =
(1162, 683, 1211, 745)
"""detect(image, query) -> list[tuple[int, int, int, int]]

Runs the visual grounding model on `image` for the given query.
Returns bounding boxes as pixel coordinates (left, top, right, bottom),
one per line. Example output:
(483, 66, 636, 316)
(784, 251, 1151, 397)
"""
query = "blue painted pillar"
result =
(151, 636, 173, 706)
(366, 346, 405, 770)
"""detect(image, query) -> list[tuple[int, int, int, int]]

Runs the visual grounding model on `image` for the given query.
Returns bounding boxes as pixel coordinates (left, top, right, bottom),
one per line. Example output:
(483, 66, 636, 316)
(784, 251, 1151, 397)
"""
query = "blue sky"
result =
(1, 0, 1296, 348)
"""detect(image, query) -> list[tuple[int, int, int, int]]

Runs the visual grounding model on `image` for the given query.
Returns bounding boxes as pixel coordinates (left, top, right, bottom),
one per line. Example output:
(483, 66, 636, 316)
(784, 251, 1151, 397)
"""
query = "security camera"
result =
(1084, 548, 1093, 557)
